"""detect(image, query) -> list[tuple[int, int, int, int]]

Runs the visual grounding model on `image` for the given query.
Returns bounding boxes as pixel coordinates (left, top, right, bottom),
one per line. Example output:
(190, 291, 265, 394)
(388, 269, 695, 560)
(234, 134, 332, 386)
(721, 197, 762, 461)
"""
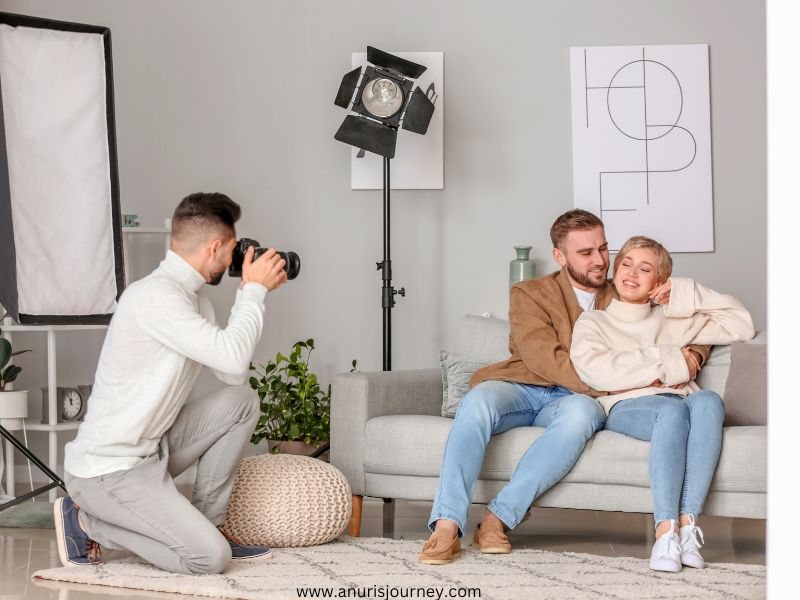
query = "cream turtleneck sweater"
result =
(570, 277, 754, 414)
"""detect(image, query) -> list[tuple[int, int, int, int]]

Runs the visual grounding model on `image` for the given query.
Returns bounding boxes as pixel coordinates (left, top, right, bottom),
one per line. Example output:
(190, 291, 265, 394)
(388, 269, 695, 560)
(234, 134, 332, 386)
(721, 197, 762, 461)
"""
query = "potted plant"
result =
(0, 327, 31, 429)
(249, 339, 356, 458)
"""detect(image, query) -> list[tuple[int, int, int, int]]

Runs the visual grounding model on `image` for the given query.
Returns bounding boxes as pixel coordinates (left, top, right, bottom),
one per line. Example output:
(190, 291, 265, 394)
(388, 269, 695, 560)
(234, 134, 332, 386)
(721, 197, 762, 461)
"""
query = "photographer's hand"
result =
(241, 247, 288, 292)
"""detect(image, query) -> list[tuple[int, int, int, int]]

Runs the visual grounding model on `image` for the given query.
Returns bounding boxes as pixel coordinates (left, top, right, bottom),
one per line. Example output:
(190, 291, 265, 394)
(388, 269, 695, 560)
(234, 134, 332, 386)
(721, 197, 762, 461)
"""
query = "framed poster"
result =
(570, 44, 713, 252)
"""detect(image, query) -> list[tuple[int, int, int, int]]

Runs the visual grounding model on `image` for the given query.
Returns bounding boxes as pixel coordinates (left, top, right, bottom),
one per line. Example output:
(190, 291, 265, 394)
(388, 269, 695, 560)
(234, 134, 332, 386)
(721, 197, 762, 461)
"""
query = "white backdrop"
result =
(0, 24, 118, 316)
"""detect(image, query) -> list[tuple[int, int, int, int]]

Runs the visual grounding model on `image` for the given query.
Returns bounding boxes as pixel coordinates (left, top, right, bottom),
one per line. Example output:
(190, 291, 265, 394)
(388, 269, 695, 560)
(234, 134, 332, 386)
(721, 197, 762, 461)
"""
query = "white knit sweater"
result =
(570, 277, 755, 414)
(64, 251, 267, 479)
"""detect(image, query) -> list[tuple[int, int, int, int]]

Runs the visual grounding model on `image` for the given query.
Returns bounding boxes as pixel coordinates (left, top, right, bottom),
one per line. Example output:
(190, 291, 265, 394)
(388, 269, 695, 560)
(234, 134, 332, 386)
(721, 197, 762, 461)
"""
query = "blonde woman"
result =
(570, 236, 754, 573)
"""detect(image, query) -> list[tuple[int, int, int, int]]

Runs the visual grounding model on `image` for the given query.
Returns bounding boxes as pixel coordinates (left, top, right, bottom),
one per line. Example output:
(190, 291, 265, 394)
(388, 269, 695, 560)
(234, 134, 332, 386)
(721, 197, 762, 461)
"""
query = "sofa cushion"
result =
(721, 341, 768, 426)
(362, 415, 766, 493)
(439, 349, 488, 418)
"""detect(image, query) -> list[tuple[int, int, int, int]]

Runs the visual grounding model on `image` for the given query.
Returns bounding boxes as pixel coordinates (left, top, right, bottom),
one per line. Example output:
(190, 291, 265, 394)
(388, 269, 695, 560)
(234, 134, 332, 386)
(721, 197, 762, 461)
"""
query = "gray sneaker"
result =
(53, 497, 102, 566)
(221, 530, 272, 560)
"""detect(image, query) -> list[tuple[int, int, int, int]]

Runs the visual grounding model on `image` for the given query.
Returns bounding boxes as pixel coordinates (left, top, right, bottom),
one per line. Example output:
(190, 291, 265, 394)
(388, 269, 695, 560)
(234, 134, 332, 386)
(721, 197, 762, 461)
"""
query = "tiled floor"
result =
(0, 496, 765, 599)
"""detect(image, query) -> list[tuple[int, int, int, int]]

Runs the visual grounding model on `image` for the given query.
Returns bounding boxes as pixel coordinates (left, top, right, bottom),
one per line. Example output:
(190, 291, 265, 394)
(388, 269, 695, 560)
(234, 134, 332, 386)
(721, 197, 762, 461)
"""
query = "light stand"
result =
(378, 156, 405, 370)
(334, 47, 435, 372)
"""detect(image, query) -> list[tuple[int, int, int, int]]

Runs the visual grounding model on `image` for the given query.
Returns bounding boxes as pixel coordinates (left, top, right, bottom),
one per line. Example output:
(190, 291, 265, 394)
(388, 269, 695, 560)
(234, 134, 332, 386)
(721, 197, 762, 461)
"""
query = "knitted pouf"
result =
(222, 454, 352, 548)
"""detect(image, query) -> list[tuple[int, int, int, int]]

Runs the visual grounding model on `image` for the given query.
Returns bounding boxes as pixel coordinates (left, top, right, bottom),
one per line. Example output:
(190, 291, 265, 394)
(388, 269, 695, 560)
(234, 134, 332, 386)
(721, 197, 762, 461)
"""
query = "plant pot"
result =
(0, 390, 28, 430)
(267, 440, 329, 462)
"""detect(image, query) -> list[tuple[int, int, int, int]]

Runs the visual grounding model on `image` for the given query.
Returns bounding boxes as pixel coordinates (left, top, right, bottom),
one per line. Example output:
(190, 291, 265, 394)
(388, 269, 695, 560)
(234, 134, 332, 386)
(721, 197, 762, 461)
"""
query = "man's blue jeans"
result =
(428, 380, 606, 536)
(604, 390, 724, 526)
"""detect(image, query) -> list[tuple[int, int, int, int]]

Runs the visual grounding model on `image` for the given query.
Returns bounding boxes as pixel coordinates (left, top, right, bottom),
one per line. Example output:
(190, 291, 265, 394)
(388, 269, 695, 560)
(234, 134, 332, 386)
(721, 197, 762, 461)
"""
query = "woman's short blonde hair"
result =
(613, 236, 673, 283)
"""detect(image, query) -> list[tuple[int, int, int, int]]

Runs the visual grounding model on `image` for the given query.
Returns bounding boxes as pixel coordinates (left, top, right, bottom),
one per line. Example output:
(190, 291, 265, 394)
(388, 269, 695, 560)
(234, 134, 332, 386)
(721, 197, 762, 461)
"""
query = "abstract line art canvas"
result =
(570, 44, 713, 252)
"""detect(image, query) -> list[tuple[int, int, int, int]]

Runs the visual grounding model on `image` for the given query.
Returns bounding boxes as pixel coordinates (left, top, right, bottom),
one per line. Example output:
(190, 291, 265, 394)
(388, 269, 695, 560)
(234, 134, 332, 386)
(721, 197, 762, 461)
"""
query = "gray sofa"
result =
(331, 314, 767, 536)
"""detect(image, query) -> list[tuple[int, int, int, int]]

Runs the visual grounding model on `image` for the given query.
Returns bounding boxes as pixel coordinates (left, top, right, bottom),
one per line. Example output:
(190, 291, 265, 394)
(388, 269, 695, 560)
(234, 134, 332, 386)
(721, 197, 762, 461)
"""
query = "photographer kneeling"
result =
(56, 192, 288, 574)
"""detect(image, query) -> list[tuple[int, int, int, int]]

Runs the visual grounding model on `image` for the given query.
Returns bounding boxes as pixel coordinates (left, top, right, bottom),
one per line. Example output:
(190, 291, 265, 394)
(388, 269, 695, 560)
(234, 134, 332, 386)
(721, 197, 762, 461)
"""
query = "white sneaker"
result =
(649, 522, 682, 573)
(679, 515, 706, 569)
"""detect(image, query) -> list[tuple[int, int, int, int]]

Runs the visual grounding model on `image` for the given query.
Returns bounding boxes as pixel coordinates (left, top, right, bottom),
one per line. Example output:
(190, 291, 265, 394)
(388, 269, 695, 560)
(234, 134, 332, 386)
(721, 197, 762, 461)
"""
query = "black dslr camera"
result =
(228, 238, 301, 280)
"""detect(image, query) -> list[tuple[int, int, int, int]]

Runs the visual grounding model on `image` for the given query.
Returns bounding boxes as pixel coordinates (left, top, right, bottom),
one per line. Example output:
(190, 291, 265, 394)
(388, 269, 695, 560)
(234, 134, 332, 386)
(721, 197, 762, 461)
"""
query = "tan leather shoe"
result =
(418, 529, 461, 565)
(472, 519, 512, 554)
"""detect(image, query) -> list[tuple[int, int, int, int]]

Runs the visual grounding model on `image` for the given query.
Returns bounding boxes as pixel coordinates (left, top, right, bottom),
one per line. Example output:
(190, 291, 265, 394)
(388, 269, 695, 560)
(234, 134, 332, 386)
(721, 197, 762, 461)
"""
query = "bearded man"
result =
(419, 209, 707, 564)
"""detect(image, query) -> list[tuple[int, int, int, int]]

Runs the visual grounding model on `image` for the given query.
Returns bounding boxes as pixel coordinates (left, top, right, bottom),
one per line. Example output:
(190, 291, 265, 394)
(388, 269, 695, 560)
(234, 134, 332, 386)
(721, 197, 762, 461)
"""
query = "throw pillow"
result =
(439, 349, 488, 418)
(721, 342, 768, 426)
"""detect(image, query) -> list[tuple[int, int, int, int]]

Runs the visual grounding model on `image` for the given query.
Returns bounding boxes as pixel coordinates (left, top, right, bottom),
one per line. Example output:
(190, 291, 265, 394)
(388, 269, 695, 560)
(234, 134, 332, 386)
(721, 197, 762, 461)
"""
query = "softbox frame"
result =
(0, 12, 124, 325)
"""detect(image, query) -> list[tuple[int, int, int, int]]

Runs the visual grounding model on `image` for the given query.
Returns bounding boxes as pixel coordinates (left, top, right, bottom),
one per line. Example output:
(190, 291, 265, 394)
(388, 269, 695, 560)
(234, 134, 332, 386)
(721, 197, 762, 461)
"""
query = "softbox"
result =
(0, 12, 124, 324)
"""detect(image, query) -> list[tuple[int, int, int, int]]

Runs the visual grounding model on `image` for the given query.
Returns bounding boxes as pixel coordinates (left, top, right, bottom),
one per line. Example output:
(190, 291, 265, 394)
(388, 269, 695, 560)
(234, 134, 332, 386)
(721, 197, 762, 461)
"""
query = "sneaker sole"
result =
(649, 558, 682, 572)
(53, 498, 71, 568)
(681, 556, 705, 569)
(419, 550, 461, 565)
(231, 550, 273, 560)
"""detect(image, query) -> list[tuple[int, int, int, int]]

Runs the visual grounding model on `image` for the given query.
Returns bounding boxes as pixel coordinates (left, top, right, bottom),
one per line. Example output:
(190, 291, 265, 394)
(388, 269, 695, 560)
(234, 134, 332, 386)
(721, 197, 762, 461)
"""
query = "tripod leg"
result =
(0, 424, 65, 512)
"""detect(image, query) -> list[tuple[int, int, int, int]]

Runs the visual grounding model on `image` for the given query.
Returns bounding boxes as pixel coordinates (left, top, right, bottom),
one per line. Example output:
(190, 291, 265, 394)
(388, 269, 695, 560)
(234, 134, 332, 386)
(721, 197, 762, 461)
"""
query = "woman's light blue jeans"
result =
(604, 390, 725, 526)
(428, 380, 606, 536)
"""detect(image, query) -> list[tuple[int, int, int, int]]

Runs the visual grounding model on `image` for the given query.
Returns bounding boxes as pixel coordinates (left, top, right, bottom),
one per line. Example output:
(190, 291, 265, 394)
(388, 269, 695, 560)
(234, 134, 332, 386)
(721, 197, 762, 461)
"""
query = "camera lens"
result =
(228, 238, 300, 280)
(281, 252, 301, 280)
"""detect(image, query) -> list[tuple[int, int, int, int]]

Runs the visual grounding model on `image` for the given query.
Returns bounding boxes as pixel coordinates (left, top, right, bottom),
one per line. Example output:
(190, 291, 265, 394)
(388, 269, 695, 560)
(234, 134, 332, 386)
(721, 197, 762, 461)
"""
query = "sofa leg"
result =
(349, 495, 363, 537)
(383, 498, 395, 539)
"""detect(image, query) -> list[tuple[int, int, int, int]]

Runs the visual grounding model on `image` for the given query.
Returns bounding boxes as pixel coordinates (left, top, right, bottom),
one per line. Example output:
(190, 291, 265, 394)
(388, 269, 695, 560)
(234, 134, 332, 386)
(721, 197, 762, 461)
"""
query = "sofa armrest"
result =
(330, 369, 442, 495)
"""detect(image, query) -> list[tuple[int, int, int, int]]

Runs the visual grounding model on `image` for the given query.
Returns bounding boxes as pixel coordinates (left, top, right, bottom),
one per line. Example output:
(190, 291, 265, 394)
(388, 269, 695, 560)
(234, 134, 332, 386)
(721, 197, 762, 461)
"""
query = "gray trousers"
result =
(65, 385, 259, 575)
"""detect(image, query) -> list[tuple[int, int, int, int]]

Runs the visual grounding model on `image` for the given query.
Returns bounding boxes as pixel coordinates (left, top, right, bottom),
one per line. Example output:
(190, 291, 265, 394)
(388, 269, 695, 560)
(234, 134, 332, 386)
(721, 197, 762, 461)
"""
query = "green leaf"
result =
(0, 338, 11, 371)
(248, 377, 259, 389)
(2, 364, 21, 385)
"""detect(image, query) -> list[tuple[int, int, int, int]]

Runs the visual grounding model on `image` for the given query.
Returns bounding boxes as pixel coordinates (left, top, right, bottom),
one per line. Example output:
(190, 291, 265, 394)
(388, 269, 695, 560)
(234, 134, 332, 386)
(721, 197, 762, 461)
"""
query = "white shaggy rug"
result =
(33, 537, 765, 600)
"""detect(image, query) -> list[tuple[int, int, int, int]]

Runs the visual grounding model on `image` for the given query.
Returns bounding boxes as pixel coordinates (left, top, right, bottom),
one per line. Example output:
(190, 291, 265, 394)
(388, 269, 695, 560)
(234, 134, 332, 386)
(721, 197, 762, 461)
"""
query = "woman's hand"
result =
(648, 280, 672, 305)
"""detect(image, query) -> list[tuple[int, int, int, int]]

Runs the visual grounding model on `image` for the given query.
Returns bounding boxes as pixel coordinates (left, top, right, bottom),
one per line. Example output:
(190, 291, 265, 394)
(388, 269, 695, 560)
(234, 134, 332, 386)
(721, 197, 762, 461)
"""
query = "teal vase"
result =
(509, 246, 536, 288)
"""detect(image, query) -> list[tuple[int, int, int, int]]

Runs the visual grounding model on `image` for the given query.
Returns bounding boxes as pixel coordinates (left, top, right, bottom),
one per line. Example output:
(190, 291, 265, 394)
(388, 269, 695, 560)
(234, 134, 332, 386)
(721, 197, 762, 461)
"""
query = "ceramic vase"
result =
(509, 246, 536, 287)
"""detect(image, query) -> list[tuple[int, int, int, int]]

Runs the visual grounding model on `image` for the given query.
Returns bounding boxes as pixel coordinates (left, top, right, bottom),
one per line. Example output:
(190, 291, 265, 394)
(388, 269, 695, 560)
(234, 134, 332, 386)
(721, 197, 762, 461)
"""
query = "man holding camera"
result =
(55, 192, 287, 574)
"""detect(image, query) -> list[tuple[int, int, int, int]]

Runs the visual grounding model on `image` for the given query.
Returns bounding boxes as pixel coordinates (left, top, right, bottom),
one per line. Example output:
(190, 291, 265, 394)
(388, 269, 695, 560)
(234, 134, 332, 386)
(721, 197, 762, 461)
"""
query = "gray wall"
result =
(0, 1, 765, 470)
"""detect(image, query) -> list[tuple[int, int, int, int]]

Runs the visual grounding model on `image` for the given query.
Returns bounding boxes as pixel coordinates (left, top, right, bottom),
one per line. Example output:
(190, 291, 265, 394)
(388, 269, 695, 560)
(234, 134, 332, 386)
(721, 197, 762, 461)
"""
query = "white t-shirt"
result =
(573, 287, 596, 312)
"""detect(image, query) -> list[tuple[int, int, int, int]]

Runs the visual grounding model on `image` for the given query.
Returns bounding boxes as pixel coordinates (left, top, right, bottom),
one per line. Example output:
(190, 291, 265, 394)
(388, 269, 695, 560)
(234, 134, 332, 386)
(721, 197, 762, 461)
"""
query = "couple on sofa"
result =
(419, 209, 755, 573)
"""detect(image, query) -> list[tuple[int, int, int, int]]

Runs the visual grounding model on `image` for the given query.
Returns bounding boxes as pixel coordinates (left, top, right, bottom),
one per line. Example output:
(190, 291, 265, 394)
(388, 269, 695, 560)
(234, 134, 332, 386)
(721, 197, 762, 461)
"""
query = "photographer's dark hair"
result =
(171, 192, 241, 244)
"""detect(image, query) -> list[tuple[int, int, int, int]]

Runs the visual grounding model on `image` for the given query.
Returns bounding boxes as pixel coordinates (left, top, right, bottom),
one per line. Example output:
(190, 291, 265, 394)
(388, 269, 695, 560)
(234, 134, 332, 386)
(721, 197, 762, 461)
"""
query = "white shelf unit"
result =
(122, 218, 172, 285)
(1, 323, 107, 500)
(1, 220, 172, 500)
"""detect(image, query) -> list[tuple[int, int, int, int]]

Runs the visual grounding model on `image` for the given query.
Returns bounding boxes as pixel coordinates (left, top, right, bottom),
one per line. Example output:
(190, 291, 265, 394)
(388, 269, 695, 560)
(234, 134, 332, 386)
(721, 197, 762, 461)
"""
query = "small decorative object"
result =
(509, 245, 536, 287)
(122, 214, 140, 227)
(0, 334, 31, 430)
(249, 339, 356, 456)
(40, 385, 91, 424)
(222, 454, 351, 547)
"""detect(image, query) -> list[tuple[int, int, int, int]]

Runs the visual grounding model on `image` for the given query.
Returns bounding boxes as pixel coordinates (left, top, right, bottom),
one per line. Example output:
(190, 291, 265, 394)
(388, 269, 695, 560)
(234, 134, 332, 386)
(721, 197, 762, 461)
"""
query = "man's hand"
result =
(240, 246, 288, 292)
(681, 346, 702, 381)
(648, 279, 672, 305)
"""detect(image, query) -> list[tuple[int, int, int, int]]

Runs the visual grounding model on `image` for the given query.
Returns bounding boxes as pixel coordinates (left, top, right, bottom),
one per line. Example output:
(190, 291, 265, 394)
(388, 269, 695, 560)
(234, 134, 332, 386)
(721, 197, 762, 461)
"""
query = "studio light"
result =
(333, 47, 436, 373)
(334, 46, 435, 159)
